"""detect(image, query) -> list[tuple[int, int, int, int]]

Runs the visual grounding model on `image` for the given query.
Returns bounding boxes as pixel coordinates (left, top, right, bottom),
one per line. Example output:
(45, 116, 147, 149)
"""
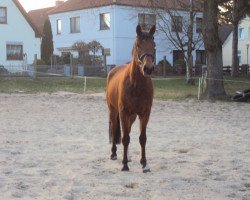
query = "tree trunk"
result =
(186, 0, 195, 85)
(202, 0, 226, 99)
(185, 54, 194, 84)
(231, 0, 239, 77)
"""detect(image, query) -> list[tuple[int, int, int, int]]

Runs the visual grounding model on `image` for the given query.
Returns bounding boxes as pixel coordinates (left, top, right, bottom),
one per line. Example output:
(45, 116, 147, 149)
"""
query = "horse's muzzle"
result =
(143, 65, 154, 76)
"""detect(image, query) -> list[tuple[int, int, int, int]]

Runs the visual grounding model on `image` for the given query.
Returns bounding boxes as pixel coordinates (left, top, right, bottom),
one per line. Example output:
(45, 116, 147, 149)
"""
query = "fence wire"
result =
(0, 66, 250, 100)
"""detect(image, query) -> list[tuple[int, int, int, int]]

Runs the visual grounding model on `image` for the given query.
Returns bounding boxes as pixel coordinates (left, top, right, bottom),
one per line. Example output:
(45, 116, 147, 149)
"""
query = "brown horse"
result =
(106, 25, 156, 172)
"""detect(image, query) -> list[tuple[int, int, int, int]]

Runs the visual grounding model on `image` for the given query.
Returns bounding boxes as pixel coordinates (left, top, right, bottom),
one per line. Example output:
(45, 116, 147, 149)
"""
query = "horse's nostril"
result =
(143, 66, 154, 75)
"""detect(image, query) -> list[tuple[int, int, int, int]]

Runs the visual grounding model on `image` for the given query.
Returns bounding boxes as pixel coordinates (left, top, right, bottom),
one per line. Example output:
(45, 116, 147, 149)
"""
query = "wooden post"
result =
(104, 55, 107, 76)
(198, 78, 201, 100)
(70, 54, 73, 78)
(33, 54, 37, 78)
(84, 76, 87, 94)
(163, 56, 167, 78)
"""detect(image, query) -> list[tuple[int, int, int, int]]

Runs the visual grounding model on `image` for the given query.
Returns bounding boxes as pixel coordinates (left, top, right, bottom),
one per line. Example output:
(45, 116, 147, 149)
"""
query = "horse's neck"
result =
(129, 58, 145, 87)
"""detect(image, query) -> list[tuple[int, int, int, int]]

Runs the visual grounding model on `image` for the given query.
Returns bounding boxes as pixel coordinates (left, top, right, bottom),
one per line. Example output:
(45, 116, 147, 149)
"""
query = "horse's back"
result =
(107, 65, 127, 83)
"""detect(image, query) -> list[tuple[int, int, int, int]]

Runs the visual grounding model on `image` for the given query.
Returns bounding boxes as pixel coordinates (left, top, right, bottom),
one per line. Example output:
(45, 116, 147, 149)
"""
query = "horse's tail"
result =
(109, 114, 121, 144)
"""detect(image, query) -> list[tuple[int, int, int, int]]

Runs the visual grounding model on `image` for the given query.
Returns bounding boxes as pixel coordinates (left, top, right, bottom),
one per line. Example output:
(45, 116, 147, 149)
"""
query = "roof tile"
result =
(48, 0, 202, 14)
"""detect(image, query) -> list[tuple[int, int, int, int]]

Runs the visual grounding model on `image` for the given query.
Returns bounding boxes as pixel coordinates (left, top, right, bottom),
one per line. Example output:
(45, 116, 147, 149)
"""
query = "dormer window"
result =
(0, 7, 7, 24)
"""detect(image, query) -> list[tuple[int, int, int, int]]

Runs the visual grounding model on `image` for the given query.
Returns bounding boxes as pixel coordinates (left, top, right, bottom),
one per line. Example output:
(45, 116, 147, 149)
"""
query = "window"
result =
(248, 27, 250, 39)
(138, 13, 156, 31)
(57, 19, 62, 34)
(173, 50, 184, 63)
(171, 16, 182, 32)
(100, 13, 110, 30)
(6, 44, 23, 60)
(70, 17, 80, 33)
(238, 28, 244, 40)
(238, 50, 241, 64)
(0, 7, 7, 24)
(196, 17, 202, 33)
(196, 50, 206, 64)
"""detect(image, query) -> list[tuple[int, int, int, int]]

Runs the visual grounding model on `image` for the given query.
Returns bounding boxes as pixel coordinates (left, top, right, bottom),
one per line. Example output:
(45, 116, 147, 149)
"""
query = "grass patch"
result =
(0, 77, 90, 93)
(153, 78, 198, 99)
(223, 76, 250, 96)
(0, 76, 250, 100)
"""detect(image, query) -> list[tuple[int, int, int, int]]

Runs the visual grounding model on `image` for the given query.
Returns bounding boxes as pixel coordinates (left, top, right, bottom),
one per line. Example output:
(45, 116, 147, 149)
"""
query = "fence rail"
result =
(1, 63, 250, 78)
(223, 65, 250, 75)
(0, 64, 115, 77)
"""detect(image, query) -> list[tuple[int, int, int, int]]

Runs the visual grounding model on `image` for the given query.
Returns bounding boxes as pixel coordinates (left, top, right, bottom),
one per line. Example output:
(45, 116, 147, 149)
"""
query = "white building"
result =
(223, 15, 250, 66)
(0, 0, 41, 72)
(48, 0, 205, 67)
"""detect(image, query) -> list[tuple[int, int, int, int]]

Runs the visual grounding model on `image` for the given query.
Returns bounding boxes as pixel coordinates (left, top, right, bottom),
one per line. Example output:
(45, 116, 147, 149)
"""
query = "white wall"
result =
(223, 16, 250, 66)
(0, 0, 41, 70)
(50, 6, 115, 64)
(49, 5, 204, 66)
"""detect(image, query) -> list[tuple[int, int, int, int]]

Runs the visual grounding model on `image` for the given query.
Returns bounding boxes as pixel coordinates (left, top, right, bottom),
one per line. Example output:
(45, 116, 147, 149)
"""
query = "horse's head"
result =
(135, 25, 156, 77)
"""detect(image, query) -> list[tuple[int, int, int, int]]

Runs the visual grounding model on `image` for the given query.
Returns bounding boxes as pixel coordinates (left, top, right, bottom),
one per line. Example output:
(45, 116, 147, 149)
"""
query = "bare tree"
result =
(87, 40, 103, 65)
(202, 0, 226, 98)
(149, 0, 203, 84)
(72, 41, 103, 65)
(72, 41, 88, 56)
(72, 41, 89, 64)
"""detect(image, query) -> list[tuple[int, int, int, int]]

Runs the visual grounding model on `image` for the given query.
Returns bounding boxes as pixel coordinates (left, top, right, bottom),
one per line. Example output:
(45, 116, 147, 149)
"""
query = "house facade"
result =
(223, 15, 250, 66)
(48, 0, 204, 67)
(0, 0, 41, 72)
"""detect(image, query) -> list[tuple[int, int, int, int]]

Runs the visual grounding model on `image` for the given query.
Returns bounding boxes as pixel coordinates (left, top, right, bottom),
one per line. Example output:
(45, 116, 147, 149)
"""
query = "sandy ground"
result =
(0, 92, 249, 200)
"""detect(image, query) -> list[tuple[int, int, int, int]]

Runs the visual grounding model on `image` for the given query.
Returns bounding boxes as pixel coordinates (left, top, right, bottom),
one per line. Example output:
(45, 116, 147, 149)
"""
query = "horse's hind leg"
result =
(139, 114, 151, 173)
(109, 106, 120, 160)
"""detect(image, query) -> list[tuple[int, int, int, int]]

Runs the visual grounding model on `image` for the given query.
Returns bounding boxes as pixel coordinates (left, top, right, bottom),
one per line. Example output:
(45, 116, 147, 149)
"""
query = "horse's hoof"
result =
(110, 155, 117, 160)
(143, 168, 151, 173)
(121, 165, 129, 171)
(142, 164, 151, 173)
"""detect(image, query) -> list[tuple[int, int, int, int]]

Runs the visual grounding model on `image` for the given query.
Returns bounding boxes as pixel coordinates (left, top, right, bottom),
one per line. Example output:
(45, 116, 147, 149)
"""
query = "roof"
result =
(28, 7, 55, 35)
(218, 24, 233, 44)
(48, 0, 202, 15)
(13, 0, 41, 37)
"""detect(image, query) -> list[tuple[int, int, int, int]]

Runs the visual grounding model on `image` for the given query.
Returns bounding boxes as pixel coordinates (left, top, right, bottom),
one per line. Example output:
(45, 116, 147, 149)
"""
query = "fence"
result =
(0, 64, 115, 78)
(1, 60, 250, 101)
(223, 65, 250, 75)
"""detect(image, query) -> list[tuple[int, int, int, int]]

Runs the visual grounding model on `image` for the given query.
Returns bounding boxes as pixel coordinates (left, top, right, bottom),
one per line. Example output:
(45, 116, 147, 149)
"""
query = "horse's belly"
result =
(123, 95, 152, 116)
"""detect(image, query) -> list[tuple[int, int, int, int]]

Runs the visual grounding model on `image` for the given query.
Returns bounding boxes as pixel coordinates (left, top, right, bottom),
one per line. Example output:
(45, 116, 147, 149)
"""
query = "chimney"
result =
(55, 0, 64, 7)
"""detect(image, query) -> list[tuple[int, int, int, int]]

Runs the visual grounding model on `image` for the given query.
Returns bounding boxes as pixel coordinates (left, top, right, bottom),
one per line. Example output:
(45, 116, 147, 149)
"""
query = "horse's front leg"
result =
(139, 114, 151, 173)
(120, 112, 133, 171)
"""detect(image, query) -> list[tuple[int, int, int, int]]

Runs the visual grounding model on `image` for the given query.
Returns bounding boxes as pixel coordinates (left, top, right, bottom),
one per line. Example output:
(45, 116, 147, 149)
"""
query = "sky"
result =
(18, 0, 63, 12)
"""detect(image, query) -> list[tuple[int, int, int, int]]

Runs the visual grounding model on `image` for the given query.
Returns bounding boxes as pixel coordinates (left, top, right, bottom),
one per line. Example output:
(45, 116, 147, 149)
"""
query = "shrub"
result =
(0, 65, 8, 75)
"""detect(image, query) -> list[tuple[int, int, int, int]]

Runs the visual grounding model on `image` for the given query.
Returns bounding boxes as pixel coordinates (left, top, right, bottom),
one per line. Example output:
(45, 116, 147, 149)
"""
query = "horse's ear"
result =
(149, 25, 156, 36)
(136, 25, 142, 36)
